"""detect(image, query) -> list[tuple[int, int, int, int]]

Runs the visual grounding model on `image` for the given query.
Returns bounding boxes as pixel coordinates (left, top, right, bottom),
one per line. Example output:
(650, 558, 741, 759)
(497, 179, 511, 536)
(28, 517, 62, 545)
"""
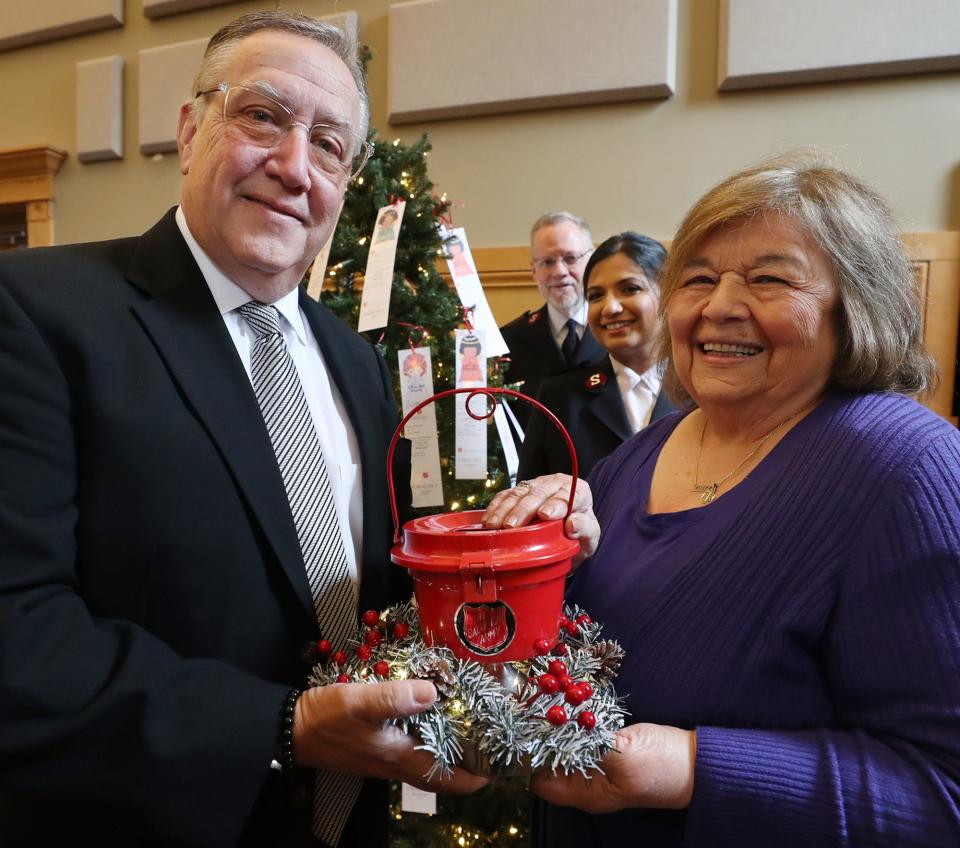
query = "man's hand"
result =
(483, 474, 600, 565)
(293, 680, 488, 794)
(531, 723, 696, 813)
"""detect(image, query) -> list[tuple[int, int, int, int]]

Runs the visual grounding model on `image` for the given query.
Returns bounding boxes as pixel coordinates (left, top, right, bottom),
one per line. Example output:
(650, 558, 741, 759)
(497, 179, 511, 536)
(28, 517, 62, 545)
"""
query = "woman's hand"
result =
(531, 723, 696, 813)
(482, 474, 600, 565)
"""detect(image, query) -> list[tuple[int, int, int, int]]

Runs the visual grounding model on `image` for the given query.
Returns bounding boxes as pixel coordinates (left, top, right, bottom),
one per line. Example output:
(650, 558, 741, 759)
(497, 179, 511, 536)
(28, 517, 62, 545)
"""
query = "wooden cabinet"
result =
(0, 145, 67, 248)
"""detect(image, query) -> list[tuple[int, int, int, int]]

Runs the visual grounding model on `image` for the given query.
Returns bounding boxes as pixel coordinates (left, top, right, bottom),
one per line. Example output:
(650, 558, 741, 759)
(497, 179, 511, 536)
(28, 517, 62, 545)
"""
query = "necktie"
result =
(238, 301, 360, 847)
(560, 318, 580, 365)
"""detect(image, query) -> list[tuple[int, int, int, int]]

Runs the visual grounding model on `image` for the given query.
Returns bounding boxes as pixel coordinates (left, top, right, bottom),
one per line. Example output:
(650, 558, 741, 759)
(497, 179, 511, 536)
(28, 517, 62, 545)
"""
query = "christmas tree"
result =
(318, 130, 509, 513)
(313, 130, 529, 846)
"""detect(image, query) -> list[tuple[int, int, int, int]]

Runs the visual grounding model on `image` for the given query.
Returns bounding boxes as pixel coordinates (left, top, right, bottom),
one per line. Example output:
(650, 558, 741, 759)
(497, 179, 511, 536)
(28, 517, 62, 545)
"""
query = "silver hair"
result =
(189, 11, 369, 143)
(530, 211, 593, 247)
(658, 151, 938, 403)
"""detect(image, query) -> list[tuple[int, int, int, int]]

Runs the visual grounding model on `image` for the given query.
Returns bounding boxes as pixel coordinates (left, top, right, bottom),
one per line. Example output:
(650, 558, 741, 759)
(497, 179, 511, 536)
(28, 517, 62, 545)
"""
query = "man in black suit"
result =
(0, 11, 482, 848)
(500, 212, 604, 427)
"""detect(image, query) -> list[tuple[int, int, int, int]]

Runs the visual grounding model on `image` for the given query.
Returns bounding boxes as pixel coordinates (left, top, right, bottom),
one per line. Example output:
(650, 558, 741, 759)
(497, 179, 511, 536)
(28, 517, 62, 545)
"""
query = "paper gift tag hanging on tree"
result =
(455, 328, 487, 480)
(398, 346, 444, 507)
(441, 226, 509, 357)
(358, 201, 406, 332)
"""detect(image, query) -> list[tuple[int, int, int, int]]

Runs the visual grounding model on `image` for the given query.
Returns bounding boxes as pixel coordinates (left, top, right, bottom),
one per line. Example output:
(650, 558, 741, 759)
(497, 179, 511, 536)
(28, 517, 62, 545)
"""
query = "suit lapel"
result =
(127, 211, 316, 623)
(530, 305, 565, 371)
(585, 359, 633, 442)
(298, 293, 390, 601)
(573, 327, 604, 368)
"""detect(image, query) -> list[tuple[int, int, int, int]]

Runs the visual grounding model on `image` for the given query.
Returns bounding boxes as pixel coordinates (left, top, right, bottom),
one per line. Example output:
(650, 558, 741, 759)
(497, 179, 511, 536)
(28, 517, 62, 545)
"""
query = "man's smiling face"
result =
(177, 30, 361, 301)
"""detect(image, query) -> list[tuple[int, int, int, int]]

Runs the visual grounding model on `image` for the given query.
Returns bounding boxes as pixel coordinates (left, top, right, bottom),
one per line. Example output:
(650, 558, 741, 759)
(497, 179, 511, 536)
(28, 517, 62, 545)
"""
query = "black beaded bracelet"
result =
(278, 687, 301, 774)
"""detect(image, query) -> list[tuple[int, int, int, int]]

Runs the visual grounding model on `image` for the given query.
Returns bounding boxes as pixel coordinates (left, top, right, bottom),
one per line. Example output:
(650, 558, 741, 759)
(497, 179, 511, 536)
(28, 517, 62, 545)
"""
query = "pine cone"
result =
(413, 652, 457, 697)
(590, 640, 624, 683)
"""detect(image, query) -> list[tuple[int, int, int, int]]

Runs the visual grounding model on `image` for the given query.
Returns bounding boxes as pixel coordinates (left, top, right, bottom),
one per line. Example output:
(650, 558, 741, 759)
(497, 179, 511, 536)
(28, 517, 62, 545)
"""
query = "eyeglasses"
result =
(195, 83, 374, 180)
(531, 249, 591, 273)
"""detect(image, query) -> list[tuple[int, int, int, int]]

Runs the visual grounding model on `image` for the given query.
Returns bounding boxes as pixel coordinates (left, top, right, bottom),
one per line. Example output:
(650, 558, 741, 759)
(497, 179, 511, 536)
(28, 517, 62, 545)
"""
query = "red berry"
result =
(364, 628, 383, 647)
(579, 681, 594, 700)
(564, 620, 580, 636)
(537, 673, 559, 694)
(332, 650, 348, 665)
(546, 705, 567, 726)
(577, 710, 597, 729)
(576, 614, 591, 627)
(355, 644, 372, 661)
(551, 643, 568, 656)
(533, 638, 552, 656)
(316, 639, 332, 658)
(335, 674, 350, 683)
(362, 609, 381, 628)
(373, 660, 390, 678)
(557, 674, 574, 692)
(558, 615, 569, 628)
(392, 621, 410, 639)
(547, 660, 567, 678)
(565, 685, 587, 706)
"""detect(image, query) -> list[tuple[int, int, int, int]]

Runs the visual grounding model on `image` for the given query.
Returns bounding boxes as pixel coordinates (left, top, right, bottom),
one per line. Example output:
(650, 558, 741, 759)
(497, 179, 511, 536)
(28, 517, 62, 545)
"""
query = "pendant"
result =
(693, 483, 718, 504)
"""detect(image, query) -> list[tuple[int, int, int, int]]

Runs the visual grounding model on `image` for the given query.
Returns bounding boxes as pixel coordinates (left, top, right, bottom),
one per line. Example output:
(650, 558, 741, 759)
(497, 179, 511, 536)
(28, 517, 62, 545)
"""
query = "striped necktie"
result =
(239, 301, 361, 847)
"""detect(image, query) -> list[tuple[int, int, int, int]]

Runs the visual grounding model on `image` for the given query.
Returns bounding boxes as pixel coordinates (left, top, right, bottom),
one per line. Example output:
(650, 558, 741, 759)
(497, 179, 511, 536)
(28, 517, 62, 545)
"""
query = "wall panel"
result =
(719, 0, 960, 91)
(388, 0, 676, 124)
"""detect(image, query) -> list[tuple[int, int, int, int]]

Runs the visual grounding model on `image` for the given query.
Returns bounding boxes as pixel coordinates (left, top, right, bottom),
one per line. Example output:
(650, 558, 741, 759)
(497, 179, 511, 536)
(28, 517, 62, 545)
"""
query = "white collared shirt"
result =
(546, 301, 588, 349)
(175, 207, 363, 596)
(609, 355, 662, 434)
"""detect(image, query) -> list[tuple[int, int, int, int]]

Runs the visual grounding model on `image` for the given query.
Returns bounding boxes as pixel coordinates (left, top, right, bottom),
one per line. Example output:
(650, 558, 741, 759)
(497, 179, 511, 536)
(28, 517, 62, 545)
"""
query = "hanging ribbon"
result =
(395, 321, 430, 351)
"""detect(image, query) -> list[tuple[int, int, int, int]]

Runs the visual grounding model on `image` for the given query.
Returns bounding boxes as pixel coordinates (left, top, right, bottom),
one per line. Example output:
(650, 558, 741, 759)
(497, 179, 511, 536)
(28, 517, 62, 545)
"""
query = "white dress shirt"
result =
(175, 207, 363, 595)
(609, 356, 662, 434)
(546, 302, 588, 349)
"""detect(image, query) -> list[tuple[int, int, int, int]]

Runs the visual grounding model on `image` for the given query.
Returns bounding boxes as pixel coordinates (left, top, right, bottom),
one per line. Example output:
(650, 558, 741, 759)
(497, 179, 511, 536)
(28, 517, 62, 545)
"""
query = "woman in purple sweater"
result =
(485, 153, 960, 846)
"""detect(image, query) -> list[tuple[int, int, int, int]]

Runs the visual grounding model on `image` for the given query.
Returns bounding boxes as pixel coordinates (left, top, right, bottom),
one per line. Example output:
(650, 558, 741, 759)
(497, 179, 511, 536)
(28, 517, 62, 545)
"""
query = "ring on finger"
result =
(516, 480, 532, 491)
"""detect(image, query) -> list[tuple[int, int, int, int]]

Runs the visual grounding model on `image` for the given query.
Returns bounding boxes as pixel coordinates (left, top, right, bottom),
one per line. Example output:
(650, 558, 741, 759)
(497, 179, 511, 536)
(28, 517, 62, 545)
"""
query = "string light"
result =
(358, 236, 367, 245)
(357, 176, 364, 185)
(393, 138, 401, 146)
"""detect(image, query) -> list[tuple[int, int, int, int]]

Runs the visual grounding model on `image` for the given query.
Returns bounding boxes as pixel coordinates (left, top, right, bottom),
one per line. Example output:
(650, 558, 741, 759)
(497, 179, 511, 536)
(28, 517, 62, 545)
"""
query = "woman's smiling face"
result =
(668, 212, 839, 416)
(586, 252, 660, 372)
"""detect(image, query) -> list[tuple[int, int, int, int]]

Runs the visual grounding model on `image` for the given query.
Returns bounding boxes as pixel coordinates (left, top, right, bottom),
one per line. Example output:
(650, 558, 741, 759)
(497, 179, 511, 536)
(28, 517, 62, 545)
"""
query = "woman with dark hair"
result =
(486, 153, 960, 847)
(518, 231, 675, 479)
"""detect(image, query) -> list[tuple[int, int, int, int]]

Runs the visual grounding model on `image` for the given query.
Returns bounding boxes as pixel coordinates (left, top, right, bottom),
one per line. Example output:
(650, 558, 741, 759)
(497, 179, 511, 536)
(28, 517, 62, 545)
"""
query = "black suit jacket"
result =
(0, 209, 409, 846)
(500, 304, 604, 427)
(517, 356, 676, 481)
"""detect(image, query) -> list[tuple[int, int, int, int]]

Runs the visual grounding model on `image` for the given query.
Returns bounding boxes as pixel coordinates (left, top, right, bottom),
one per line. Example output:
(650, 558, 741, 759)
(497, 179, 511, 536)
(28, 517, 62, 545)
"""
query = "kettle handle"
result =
(386, 387, 579, 543)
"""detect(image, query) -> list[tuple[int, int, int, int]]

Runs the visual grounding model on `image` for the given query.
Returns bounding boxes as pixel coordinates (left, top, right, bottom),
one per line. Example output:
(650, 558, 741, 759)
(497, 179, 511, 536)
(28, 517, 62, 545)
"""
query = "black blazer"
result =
(517, 356, 676, 481)
(0, 209, 409, 847)
(500, 304, 604, 427)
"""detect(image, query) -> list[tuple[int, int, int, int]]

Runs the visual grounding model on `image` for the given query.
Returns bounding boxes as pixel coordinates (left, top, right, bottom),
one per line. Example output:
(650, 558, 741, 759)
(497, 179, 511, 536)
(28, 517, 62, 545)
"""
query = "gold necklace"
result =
(692, 409, 805, 504)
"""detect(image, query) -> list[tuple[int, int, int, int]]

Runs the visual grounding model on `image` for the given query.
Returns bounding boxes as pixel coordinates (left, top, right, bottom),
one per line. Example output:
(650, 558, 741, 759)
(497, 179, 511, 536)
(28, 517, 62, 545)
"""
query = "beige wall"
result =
(0, 0, 958, 248)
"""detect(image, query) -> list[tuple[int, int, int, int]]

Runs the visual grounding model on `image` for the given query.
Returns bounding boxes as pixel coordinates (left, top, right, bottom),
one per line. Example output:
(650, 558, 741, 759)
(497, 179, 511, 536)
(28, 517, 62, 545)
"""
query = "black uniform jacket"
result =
(500, 304, 604, 427)
(0, 209, 410, 847)
(517, 356, 677, 481)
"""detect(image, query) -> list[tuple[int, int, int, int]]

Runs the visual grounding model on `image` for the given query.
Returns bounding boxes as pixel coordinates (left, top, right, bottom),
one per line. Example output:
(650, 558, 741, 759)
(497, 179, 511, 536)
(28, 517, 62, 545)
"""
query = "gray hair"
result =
(189, 11, 369, 141)
(658, 151, 938, 403)
(530, 211, 593, 246)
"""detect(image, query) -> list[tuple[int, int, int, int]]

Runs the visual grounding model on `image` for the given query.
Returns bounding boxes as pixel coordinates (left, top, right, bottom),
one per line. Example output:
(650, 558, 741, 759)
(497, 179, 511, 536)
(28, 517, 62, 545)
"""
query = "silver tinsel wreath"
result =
(305, 597, 628, 779)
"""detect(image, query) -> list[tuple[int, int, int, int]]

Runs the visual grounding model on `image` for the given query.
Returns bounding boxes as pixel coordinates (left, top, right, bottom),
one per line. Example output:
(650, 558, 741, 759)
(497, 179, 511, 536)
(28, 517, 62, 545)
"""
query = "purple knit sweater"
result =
(539, 392, 960, 847)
